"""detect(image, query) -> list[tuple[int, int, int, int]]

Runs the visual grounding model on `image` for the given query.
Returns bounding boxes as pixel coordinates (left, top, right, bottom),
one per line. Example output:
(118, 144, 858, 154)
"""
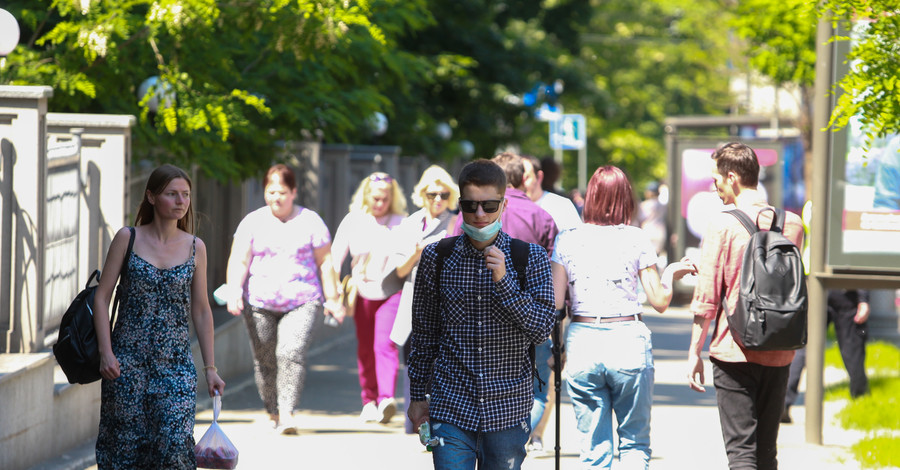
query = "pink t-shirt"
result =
(690, 197, 804, 367)
(234, 206, 331, 311)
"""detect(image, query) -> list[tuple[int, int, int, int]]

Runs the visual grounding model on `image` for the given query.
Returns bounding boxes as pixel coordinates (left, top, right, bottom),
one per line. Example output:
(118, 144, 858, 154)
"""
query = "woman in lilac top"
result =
(224, 164, 342, 434)
(332, 172, 407, 424)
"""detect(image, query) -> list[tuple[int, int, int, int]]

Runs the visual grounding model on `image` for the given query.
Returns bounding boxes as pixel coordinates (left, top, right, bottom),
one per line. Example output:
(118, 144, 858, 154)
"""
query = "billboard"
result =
(668, 136, 804, 272)
(825, 23, 900, 273)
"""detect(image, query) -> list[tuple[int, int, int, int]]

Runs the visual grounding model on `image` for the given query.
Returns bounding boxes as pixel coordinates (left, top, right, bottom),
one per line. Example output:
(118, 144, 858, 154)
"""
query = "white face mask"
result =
(461, 218, 502, 242)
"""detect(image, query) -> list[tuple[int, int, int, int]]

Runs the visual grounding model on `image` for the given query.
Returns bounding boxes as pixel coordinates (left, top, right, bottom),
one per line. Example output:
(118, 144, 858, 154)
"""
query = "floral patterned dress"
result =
(96, 239, 198, 469)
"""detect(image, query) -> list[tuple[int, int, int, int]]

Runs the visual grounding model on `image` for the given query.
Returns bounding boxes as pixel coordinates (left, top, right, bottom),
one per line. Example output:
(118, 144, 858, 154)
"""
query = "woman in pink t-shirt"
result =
(332, 172, 407, 424)
(224, 164, 342, 434)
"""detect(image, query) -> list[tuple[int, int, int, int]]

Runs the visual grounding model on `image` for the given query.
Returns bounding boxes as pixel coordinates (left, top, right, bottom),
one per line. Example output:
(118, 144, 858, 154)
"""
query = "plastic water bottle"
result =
(418, 422, 444, 451)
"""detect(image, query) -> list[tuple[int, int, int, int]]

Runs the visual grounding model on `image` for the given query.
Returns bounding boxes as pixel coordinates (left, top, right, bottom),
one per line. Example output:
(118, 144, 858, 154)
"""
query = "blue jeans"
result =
(530, 339, 553, 432)
(564, 320, 654, 469)
(431, 420, 529, 470)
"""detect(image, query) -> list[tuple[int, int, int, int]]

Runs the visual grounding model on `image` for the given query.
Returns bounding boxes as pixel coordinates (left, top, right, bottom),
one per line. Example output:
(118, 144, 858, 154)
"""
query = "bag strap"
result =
(508, 238, 530, 289)
(727, 208, 786, 235)
(110, 227, 136, 328)
(727, 209, 758, 235)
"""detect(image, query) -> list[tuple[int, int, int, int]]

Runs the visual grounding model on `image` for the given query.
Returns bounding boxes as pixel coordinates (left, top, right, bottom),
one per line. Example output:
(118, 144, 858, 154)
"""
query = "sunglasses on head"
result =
(458, 199, 503, 213)
(369, 173, 393, 183)
(425, 191, 451, 201)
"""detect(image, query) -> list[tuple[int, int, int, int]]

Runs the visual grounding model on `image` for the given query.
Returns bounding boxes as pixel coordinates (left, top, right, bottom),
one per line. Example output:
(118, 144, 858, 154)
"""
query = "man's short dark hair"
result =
(491, 152, 525, 189)
(458, 159, 507, 196)
(711, 142, 760, 187)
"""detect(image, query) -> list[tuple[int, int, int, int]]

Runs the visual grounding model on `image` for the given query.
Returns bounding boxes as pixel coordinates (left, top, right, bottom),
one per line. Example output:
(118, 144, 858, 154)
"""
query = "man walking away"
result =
(686, 142, 804, 469)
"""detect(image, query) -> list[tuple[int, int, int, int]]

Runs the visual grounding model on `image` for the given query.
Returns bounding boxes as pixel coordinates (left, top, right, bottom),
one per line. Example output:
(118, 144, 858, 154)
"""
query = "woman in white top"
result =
(551, 165, 695, 469)
(388, 165, 459, 433)
(332, 172, 408, 424)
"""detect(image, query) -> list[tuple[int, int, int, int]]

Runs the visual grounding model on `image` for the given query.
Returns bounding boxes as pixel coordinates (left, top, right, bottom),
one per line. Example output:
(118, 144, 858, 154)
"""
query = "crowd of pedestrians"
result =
(92, 141, 824, 470)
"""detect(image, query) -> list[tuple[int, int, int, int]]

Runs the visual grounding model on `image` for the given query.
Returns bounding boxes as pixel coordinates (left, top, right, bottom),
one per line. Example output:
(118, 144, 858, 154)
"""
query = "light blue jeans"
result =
(431, 419, 529, 470)
(564, 320, 654, 469)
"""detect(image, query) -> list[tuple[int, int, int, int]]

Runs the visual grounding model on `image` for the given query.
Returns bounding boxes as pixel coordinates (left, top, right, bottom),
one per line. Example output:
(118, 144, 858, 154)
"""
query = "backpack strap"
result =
(728, 208, 786, 235)
(433, 236, 459, 290)
(508, 238, 530, 290)
(110, 227, 136, 327)
(727, 209, 758, 235)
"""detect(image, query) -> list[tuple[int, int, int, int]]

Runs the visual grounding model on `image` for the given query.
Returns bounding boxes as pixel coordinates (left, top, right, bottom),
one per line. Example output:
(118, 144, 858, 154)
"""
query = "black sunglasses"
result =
(426, 192, 451, 201)
(458, 199, 503, 213)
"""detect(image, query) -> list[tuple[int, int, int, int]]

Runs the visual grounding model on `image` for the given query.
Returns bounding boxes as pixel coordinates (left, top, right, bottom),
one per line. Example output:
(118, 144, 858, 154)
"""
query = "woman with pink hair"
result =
(551, 166, 695, 469)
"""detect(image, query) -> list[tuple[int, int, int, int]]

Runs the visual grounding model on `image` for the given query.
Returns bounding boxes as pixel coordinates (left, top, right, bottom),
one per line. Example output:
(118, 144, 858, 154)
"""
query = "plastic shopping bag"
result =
(194, 391, 239, 469)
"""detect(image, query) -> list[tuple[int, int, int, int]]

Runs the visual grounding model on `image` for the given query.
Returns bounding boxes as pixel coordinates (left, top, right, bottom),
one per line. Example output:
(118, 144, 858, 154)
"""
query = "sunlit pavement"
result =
(45, 306, 860, 469)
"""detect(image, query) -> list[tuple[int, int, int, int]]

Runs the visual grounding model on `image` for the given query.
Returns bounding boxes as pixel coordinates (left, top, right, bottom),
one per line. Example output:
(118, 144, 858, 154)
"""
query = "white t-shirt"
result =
(551, 224, 657, 317)
(537, 191, 583, 231)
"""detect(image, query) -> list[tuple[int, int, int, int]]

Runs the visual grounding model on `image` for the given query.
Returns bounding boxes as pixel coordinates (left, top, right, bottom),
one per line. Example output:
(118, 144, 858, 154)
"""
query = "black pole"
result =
(550, 308, 566, 470)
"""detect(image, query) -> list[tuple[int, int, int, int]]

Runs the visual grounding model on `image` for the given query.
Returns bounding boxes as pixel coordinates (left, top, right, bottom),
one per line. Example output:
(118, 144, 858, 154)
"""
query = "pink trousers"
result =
(354, 291, 401, 405)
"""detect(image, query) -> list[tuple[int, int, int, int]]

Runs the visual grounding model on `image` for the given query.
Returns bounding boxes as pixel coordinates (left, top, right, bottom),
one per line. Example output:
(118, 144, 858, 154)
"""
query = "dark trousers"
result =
(712, 358, 790, 470)
(785, 291, 869, 408)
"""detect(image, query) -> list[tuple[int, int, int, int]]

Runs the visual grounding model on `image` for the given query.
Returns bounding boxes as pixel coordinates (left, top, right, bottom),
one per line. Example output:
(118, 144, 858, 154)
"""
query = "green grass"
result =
(822, 339, 900, 469)
(852, 435, 900, 469)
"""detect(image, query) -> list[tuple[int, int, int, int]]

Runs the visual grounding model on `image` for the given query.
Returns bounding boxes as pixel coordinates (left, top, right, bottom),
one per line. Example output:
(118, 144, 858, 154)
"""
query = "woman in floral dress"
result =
(93, 164, 225, 469)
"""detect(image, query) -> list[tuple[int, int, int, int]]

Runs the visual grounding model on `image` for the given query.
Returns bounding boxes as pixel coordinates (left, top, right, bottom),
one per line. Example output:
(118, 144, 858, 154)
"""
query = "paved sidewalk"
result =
(33, 306, 863, 469)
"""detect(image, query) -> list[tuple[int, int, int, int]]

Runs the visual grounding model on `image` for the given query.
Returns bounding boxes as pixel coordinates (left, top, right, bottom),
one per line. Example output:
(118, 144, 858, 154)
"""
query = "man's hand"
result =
(854, 302, 870, 324)
(408, 400, 430, 429)
(687, 353, 706, 393)
(484, 245, 507, 282)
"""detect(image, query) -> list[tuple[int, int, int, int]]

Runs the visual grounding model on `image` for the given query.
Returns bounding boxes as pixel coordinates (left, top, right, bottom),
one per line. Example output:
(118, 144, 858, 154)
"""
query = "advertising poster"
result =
(826, 22, 900, 272)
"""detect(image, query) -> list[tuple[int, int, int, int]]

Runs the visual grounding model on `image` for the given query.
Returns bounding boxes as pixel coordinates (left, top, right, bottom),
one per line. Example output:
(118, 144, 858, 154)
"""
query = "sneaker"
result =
(360, 401, 379, 423)
(276, 414, 298, 435)
(527, 436, 544, 454)
(377, 397, 397, 424)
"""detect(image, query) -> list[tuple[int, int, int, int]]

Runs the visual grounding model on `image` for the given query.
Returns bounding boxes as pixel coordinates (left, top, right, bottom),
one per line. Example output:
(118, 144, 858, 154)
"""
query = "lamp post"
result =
(0, 8, 21, 75)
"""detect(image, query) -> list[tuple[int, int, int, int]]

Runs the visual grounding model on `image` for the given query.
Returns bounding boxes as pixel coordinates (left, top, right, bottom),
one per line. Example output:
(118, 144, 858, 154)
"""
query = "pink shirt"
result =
(690, 196, 804, 367)
(235, 206, 331, 311)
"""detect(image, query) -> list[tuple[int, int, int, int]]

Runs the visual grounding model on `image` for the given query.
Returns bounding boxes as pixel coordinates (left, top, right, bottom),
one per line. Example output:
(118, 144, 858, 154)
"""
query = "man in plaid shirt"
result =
(408, 159, 556, 469)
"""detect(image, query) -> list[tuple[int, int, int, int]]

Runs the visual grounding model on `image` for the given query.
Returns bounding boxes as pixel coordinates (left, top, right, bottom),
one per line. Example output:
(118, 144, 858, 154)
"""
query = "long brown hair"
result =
(134, 164, 194, 233)
(583, 165, 635, 226)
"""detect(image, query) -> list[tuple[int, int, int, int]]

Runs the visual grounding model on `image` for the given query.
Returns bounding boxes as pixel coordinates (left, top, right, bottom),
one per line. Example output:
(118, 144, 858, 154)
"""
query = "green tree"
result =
(3, 0, 434, 180)
(823, 1, 900, 148)
(537, 0, 734, 189)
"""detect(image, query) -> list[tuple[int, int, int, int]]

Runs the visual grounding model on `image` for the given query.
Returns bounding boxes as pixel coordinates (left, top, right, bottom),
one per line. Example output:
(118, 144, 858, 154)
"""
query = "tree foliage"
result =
(2, 0, 737, 189)
(4, 0, 433, 180)
(538, 0, 734, 189)
(729, 0, 900, 152)
(823, 1, 900, 149)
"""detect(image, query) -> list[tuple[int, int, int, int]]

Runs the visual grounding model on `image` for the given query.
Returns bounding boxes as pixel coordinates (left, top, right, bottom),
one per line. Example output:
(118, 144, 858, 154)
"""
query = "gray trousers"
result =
(244, 302, 321, 416)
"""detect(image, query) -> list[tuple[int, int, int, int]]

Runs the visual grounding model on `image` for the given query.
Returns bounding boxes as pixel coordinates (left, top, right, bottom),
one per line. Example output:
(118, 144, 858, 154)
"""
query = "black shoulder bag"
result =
(53, 227, 135, 384)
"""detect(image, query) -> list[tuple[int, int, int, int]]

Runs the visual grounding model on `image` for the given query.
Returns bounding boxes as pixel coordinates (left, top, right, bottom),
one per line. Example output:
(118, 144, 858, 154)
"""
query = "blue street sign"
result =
(549, 114, 586, 150)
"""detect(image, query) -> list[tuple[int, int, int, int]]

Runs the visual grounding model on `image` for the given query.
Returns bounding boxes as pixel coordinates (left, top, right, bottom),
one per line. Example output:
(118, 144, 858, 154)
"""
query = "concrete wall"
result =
(0, 85, 53, 354)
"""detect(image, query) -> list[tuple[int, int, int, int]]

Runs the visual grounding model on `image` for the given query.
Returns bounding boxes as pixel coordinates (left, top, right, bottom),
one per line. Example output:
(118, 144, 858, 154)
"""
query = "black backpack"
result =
(725, 209, 807, 351)
(433, 236, 545, 390)
(53, 227, 135, 384)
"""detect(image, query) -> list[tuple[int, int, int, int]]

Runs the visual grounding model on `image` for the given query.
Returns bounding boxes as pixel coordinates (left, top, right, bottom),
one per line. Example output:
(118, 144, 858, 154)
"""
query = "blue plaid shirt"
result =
(408, 232, 555, 432)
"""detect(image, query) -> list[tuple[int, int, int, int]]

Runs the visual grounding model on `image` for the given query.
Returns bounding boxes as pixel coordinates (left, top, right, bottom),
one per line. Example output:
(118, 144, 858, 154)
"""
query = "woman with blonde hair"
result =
(332, 171, 408, 423)
(94, 164, 225, 468)
(388, 165, 459, 432)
